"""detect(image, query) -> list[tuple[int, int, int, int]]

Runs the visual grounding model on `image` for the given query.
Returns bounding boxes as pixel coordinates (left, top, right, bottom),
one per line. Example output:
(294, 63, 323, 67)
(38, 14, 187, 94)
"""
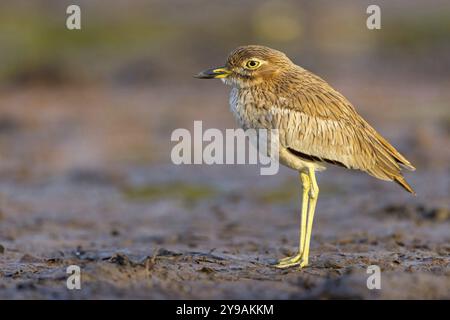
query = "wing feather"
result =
(270, 71, 415, 192)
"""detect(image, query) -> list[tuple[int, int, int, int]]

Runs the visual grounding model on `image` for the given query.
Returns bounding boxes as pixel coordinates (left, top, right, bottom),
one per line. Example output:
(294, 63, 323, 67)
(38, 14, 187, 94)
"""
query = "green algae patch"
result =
(255, 179, 298, 204)
(122, 182, 217, 204)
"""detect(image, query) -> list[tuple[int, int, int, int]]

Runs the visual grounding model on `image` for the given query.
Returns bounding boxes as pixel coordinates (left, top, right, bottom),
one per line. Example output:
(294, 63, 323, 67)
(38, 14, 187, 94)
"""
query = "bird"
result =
(195, 45, 415, 269)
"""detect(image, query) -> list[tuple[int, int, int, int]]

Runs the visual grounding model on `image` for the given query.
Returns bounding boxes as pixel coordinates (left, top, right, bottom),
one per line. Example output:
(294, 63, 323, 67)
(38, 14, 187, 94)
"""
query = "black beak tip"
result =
(193, 71, 212, 79)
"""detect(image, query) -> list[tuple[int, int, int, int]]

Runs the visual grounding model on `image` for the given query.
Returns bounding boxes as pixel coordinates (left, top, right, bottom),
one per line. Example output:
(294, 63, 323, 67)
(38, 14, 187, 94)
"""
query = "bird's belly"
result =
(279, 147, 326, 172)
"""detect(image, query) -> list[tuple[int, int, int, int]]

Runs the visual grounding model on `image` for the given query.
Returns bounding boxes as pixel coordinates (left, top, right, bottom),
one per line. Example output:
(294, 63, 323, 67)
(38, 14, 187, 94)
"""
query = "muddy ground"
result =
(0, 82, 449, 299)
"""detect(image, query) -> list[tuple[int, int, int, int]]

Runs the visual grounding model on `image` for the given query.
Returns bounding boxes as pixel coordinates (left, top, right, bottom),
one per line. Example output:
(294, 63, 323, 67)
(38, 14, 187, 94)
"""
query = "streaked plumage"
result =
(226, 45, 415, 192)
(196, 45, 415, 268)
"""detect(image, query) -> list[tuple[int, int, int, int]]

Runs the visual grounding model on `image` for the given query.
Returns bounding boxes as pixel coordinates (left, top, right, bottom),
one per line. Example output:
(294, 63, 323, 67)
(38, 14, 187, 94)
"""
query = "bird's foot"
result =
(273, 253, 308, 269)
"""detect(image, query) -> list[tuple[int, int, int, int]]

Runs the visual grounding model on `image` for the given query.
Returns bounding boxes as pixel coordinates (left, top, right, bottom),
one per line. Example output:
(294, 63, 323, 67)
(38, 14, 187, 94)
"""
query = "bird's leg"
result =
(299, 167, 319, 267)
(274, 171, 310, 268)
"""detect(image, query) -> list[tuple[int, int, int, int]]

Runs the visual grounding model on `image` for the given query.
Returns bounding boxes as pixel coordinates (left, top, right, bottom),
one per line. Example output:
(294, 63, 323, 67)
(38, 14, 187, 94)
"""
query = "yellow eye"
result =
(245, 60, 261, 69)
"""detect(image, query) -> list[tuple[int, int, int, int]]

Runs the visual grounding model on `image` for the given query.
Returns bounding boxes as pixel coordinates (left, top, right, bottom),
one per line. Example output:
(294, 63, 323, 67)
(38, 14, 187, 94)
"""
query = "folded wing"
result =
(272, 71, 415, 193)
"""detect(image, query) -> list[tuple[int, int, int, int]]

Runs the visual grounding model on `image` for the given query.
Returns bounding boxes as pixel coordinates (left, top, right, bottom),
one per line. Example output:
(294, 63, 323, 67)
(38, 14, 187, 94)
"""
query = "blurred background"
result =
(0, 0, 449, 299)
(0, 0, 449, 174)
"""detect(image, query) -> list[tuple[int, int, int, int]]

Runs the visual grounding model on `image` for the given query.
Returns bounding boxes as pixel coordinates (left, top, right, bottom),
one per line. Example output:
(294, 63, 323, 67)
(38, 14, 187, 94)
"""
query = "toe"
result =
(273, 254, 303, 268)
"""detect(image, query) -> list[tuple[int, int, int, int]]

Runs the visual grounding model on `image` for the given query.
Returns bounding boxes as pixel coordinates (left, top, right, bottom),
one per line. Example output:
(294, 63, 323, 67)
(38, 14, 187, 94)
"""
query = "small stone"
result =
(199, 266, 215, 274)
(109, 253, 134, 266)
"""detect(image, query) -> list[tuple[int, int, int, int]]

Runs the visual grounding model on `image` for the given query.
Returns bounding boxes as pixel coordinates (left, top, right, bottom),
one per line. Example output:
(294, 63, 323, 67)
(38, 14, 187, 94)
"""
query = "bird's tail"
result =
(394, 175, 416, 195)
(365, 130, 416, 195)
(376, 134, 416, 171)
(377, 134, 416, 195)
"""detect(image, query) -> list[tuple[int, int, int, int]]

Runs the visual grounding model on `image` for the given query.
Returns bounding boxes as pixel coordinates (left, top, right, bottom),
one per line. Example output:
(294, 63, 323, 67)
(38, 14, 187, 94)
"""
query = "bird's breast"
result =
(229, 88, 274, 130)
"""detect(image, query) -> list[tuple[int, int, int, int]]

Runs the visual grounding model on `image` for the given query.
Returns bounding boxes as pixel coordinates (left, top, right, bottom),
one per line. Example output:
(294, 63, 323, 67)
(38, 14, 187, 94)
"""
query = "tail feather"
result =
(394, 175, 416, 195)
(376, 133, 416, 171)
(365, 131, 416, 195)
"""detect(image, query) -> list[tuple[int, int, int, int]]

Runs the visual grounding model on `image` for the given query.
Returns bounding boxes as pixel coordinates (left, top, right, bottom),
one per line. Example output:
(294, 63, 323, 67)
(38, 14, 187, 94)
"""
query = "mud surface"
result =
(0, 84, 449, 299)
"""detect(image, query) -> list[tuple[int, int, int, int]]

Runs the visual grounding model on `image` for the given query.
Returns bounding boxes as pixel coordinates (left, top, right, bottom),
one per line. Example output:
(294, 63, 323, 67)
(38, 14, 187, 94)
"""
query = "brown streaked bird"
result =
(195, 45, 415, 269)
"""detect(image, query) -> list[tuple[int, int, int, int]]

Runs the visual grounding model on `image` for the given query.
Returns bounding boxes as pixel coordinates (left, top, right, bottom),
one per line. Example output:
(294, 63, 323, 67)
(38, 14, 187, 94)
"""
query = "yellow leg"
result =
(300, 167, 319, 267)
(274, 171, 311, 268)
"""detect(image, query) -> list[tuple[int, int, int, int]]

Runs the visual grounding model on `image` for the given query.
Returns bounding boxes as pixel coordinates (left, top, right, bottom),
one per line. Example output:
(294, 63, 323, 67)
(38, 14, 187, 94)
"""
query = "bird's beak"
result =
(194, 67, 231, 79)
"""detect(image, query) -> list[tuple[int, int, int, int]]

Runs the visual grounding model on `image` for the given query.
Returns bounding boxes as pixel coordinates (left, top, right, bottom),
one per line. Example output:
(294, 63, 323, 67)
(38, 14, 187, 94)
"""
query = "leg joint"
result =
(300, 172, 311, 189)
(309, 185, 319, 199)
(307, 168, 319, 199)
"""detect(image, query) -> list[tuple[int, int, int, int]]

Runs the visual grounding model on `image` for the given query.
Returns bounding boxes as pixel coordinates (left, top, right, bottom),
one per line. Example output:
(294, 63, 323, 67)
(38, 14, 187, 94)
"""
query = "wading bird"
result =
(195, 45, 415, 269)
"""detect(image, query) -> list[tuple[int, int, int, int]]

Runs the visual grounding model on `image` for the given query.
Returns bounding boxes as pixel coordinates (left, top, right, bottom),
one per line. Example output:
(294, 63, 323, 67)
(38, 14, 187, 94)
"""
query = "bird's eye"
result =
(245, 60, 261, 69)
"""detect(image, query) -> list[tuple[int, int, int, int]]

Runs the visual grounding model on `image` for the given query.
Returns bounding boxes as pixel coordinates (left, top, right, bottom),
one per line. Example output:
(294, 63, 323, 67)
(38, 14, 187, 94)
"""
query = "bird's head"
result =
(195, 45, 294, 88)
